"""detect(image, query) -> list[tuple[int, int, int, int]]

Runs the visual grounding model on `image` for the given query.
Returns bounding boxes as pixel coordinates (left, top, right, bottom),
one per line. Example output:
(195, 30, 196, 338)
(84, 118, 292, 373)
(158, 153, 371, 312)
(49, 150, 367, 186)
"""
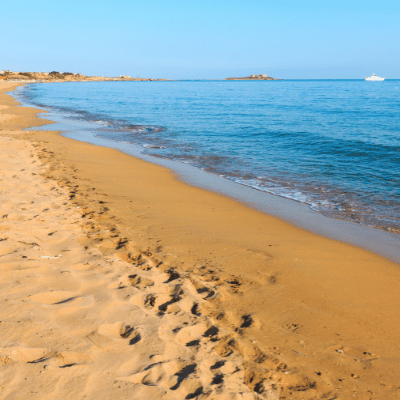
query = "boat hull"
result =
(365, 76, 385, 81)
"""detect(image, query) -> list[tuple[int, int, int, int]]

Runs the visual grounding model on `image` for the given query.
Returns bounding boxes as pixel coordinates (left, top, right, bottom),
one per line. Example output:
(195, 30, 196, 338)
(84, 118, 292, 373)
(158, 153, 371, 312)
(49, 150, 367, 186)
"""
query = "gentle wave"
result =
(15, 80, 400, 233)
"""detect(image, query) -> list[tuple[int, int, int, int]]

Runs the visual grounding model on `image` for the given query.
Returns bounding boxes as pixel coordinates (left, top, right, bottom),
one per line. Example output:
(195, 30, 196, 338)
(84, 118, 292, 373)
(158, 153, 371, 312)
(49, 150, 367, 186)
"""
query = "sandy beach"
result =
(1, 81, 400, 399)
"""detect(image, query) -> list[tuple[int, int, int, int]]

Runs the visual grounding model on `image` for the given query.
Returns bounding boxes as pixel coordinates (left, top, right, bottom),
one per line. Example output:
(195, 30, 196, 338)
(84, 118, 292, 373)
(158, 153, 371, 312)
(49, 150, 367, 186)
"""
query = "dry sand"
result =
(1, 81, 400, 399)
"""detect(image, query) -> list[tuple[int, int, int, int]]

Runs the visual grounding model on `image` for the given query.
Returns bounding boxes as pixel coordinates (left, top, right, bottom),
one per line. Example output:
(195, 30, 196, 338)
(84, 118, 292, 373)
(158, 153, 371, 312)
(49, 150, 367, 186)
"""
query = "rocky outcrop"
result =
(226, 74, 280, 80)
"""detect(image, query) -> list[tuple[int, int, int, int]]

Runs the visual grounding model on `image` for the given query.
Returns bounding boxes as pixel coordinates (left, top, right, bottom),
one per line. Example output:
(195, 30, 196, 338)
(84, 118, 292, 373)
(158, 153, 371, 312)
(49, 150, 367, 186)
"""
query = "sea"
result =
(14, 80, 400, 236)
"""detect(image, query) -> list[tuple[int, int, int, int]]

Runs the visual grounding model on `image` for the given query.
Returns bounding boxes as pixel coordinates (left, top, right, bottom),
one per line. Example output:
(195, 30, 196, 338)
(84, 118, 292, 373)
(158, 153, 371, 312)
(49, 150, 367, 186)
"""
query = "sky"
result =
(1, 0, 399, 79)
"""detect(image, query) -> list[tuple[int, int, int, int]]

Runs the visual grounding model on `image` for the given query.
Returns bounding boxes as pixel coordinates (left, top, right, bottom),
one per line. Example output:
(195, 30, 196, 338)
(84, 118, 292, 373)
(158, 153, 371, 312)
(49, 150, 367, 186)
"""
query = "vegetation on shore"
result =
(0, 70, 166, 82)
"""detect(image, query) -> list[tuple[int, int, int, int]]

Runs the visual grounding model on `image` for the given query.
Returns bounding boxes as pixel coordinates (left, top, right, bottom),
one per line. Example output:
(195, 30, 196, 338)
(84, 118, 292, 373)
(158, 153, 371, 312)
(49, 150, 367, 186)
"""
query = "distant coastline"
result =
(0, 70, 281, 82)
(0, 70, 166, 83)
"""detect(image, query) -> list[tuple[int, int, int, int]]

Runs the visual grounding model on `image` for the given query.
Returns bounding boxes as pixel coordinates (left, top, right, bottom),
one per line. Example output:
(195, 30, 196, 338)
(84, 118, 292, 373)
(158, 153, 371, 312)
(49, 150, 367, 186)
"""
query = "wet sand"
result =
(1, 81, 400, 399)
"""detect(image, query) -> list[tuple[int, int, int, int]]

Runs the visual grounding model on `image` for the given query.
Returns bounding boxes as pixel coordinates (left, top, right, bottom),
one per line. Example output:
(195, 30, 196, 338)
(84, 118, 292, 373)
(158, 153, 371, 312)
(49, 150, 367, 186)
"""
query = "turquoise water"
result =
(17, 80, 400, 233)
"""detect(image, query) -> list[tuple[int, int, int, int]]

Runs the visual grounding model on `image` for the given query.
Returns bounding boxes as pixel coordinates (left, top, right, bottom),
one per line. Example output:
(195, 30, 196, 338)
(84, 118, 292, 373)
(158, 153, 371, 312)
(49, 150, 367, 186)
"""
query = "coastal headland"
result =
(1, 81, 400, 399)
(0, 71, 167, 83)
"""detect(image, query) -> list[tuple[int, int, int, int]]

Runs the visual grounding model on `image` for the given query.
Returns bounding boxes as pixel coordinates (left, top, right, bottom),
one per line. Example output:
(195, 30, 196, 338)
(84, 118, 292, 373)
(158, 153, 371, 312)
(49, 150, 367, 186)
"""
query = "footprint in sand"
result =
(29, 290, 78, 304)
(53, 351, 91, 367)
(174, 323, 210, 346)
(97, 321, 141, 345)
(0, 346, 51, 363)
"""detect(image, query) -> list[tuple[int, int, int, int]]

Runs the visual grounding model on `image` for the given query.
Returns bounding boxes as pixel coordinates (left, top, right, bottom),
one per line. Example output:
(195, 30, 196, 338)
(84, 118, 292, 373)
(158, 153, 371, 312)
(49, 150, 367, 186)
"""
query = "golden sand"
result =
(1, 81, 400, 399)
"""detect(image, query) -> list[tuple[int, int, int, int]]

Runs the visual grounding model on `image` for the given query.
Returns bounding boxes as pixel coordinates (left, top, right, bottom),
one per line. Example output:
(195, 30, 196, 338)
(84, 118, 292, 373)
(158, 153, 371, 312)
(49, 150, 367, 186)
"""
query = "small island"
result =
(225, 74, 280, 80)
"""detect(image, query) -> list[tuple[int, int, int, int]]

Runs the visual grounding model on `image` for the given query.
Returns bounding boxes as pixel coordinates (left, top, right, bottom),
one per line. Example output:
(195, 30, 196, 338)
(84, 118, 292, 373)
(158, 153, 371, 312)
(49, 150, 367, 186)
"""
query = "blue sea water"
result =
(16, 80, 400, 233)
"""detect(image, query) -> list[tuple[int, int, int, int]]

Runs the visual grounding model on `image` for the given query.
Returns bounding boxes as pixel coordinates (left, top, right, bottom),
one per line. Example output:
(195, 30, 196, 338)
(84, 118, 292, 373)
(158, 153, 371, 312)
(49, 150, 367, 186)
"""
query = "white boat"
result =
(365, 73, 385, 81)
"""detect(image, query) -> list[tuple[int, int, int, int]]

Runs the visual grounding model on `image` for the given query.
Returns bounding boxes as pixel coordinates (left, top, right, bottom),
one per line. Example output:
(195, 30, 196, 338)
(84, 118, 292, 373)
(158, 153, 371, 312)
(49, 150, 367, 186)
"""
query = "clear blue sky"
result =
(1, 0, 399, 79)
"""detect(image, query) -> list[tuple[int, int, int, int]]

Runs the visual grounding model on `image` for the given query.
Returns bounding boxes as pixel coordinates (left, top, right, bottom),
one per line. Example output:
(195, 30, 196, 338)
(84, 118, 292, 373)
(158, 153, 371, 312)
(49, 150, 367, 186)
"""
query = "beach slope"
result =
(1, 81, 400, 399)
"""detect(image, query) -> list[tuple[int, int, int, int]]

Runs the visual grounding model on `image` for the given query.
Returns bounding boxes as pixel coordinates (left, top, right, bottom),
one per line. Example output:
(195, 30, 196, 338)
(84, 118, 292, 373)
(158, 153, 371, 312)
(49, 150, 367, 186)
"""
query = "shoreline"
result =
(2, 81, 400, 398)
(14, 84, 400, 263)
(57, 128, 400, 263)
